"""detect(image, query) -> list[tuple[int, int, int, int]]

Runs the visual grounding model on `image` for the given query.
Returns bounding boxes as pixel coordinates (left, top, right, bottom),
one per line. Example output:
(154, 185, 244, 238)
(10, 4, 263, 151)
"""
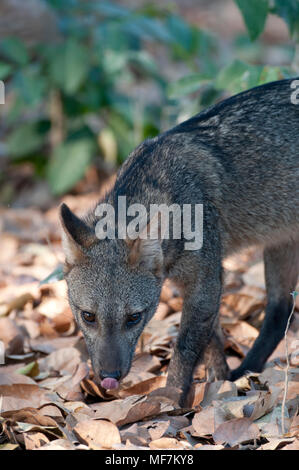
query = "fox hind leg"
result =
(230, 239, 299, 381)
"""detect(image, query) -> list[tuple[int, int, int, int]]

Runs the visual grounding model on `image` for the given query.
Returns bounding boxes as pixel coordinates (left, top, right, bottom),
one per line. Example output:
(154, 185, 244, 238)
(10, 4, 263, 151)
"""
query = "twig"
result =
(281, 291, 297, 435)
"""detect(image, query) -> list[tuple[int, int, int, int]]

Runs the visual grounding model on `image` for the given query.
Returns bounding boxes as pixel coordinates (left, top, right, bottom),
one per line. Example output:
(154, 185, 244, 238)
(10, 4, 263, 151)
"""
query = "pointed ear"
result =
(59, 203, 96, 266)
(126, 213, 164, 277)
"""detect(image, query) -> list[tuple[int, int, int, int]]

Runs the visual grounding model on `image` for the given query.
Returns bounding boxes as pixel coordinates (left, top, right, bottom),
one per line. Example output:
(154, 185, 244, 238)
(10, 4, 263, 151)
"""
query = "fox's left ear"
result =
(59, 203, 96, 266)
(126, 213, 165, 277)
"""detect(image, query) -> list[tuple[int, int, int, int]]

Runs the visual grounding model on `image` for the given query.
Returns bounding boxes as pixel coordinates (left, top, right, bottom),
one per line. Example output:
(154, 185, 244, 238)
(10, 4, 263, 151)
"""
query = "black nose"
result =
(100, 370, 121, 380)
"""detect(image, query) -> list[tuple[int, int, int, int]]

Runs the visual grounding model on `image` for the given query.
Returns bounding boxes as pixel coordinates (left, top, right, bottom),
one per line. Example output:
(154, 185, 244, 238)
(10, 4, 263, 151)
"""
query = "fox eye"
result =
(126, 312, 142, 327)
(81, 311, 96, 324)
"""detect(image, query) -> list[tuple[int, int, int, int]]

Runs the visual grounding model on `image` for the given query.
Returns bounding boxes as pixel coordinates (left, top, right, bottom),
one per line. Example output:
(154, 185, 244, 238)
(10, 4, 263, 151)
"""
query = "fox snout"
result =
(99, 369, 121, 390)
(89, 339, 134, 391)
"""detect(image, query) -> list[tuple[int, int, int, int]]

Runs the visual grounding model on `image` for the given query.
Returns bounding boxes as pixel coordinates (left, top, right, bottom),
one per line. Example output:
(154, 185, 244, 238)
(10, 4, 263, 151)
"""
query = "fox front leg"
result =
(166, 241, 224, 406)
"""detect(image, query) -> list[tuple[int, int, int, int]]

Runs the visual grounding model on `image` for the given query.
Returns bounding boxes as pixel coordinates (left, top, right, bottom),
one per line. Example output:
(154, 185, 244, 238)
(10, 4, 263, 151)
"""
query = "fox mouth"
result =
(100, 377, 120, 390)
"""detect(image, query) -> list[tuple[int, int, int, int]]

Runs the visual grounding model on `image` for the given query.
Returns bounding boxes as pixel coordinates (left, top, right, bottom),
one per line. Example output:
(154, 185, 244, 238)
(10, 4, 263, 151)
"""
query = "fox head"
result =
(59, 203, 164, 389)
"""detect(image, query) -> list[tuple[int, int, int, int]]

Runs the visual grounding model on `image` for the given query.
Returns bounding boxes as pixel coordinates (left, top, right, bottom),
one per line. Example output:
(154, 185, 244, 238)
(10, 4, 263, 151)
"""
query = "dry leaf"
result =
(0, 384, 54, 413)
(213, 418, 260, 446)
(186, 382, 206, 408)
(1, 408, 58, 427)
(153, 303, 170, 320)
(192, 406, 215, 436)
(281, 439, 299, 450)
(201, 380, 238, 407)
(118, 376, 166, 398)
(37, 439, 75, 450)
(74, 419, 121, 449)
(38, 347, 82, 376)
(168, 297, 183, 312)
(0, 317, 24, 355)
(149, 437, 184, 449)
(24, 432, 50, 450)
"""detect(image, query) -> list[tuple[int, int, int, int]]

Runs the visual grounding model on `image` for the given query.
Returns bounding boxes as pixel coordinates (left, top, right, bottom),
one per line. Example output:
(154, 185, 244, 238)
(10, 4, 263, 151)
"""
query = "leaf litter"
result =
(0, 205, 298, 450)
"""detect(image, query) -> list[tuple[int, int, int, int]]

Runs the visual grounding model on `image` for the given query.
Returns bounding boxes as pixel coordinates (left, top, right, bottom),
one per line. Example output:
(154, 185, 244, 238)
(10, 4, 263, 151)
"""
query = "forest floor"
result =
(0, 188, 298, 450)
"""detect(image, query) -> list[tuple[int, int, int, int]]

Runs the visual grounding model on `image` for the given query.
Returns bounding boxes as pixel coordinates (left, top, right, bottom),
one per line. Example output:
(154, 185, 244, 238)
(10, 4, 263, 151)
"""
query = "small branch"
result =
(281, 291, 297, 435)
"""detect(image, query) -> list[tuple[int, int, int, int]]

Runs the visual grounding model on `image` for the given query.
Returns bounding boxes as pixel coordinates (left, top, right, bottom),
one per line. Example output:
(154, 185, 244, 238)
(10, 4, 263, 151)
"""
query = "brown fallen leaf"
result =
(1, 408, 58, 427)
(195, 444, 224, 450)
(52, 308, 74, 334)
(225, 321, 259, 349)
(17, 319, 40, 339)
(213, 417, 260, 447)
(91, 395, 161, 427)
(121, 353, 161, 388)
(38, 298, 68, 320)
(160, 283, 173, 303)
(122, 414, 189, 445)
(242, 262, 265, 289)
(55, 362, 89, 400)
(37, 439, 76, 450)
(258, 437, 295, 450)
(80, 378, 115, 400)
(168, 297, 183, 312)
(6, 293, 35, 315)
(0, 384, 54, 413)
(117, 375, 166, 398)
(201, 380, 238, 407)
(153, 302, 170, 320)
(0, 317, 24, 355)
(192, 406, 215, 436)
(220, 290, 264, 321)
(243, 387, 280, 421)
(149, 437, 184, 449)
(24, 432, 50, 450)
(74, 419, 121, 449)
(0, 371, 36, 386)
(91, 387, 179, 428)
(286, 414, 299, 438)
(38, 347, 82, 376)
(281, 439, 299, 450)
(186, 382, 206, 408)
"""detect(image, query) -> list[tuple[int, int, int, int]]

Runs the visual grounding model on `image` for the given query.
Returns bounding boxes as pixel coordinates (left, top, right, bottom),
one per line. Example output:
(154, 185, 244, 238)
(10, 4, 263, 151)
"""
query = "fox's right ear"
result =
(59, 203, 96, 266)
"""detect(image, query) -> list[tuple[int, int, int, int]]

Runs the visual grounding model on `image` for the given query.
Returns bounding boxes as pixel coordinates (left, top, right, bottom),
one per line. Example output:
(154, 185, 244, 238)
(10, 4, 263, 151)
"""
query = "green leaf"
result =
(49, 38, 89, 94)
(0, 38, 29, 65)
(17, 361, 39, 378)
(216, 63, 286, 95)
(215, 59, 249, 90)
(272, 0, 299, 36)
(166, 15, 194, 53)
(13, 68, 47, 107)
(0, 62, 12, 80)
(122, 16, 173, 43)
(39, 265, 64, 285)
(94, 1, 130, 18)
(47, 138, 95, 195)
(258, 65, 283, 85)
(7, 123, 46, 158)
(167, 74, 210, 99)
(235, 0, 269, 41)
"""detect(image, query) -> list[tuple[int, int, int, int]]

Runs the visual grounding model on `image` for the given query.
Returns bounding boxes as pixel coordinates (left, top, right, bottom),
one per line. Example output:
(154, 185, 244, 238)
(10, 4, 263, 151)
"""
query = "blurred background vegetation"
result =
(0, 0, 298, 207)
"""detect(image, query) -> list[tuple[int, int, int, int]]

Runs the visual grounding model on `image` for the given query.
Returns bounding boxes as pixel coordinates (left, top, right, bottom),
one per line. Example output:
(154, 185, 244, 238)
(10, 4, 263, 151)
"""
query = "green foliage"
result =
(48, 138, 95, 194)
(234, 0, 299, 40)
(272, 0, 299, 36)
(1, 0, 298, 195)
(235, 0, 269, 41)
(167, 74, 211, 99)
(48, 38, 89, 94)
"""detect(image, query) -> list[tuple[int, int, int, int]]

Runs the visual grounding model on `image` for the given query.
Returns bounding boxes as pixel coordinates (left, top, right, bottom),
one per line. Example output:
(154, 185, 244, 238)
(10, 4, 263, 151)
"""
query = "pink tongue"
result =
(101, 377, 119, 390)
